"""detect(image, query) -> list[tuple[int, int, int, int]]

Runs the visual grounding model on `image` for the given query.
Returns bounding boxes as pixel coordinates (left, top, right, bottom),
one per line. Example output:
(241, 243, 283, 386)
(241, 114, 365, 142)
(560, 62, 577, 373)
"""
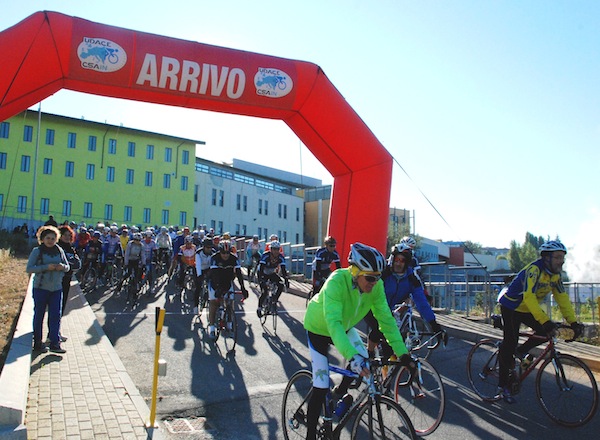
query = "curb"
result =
(0, 278, 33, 439)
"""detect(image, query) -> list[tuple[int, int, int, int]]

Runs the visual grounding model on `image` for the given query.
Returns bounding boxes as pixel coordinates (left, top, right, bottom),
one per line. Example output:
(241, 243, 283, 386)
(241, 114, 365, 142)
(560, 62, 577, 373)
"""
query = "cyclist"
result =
(177, 235, 197, 288)
(169, 226, 190, 278)
(222, 232, 237, 254)
(244, 235, 263, 276)
(74, 226, 91, 259)
(141, 231, 158, 286)
(496, 240, 585, 403)
(364, 242, 447, 358)
(193, 237, 215, 315)
(99, 226, 123, 282)
(264, 234, 285, 256)
(206, 241, 249, 338)
(303, 242, 413, 440)
(256, 240, 289, 317)
(118, 232, 144, 292)
(155, 226, 172, 269)
(311, 235, 341, 295)
(81, 231, 103, 279)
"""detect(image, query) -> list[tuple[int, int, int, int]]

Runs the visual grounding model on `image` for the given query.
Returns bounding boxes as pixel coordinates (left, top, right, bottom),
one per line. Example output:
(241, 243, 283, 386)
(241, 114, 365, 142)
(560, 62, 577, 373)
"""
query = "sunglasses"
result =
(362, 274, 381, 283)
(394, 256, 406, 263)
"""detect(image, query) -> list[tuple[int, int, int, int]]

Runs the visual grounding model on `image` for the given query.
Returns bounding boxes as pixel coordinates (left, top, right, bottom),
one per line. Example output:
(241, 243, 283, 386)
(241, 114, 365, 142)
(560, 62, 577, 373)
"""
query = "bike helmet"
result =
(219, 241, 231, 253)
(92, 231, 101, 238)
(184, 235, 194, 243)
(80, 227, 87, 233)
(324, 235, 337, 246)
(223, 232, 231, 239)
(270, 240, 281, 249)
(269, 234, 278, 241)
(390, 242, 413, 265)
(539, 240, 567, 254)
(252, 234, 259, 240)
(160, 226, 167, 233)
(133, 233, 142, 241)
(348, 243, 385, 273)
(144, 230, 153, 237)
(400, 236, 417, 249)
(202, 238, 213, 247)
(110, 226, 118, 233)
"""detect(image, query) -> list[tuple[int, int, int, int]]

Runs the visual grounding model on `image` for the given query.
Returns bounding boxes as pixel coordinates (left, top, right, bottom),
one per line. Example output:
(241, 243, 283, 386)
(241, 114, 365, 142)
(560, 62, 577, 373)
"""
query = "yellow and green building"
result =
(0, 110, 202, 233)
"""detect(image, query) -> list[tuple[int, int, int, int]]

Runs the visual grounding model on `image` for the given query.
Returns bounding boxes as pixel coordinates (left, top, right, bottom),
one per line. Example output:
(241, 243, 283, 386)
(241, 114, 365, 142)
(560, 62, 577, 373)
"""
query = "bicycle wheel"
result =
(402, 316, 434, 359)
(199, 281, 209, 311)
(220, 304, 237, 352)
(351, 395, 417, 439)
(466, 339, 502, 402)
(127, 276, 138, 305)
(536, 353, 598, 427)
(271, 298, 278, 333)
(81, 267, 97, 292)
(282, 370, 314, 440)
(393, 358, 445, 436)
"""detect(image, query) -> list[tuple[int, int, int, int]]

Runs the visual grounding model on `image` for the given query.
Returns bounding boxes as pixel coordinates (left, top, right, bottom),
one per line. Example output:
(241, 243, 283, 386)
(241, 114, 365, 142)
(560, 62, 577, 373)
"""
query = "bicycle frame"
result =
(392, 302, 442, 353)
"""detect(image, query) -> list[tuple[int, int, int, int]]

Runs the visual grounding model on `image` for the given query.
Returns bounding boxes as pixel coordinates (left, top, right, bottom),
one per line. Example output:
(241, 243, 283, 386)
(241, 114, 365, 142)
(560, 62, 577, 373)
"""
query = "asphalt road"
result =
(86, 275, 600, 439)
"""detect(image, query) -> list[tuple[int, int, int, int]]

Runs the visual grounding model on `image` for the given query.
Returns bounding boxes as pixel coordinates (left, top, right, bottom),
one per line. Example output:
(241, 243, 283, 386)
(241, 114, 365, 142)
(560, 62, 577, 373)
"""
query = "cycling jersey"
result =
(141, 238, 158, 263)
(156, 232, 172, 249)
(209, 252, 243, 293)
(102, 234, 122, 261)
(258, 252, 286, 277)
(124, 241, 143, 265)
(195, 249, 213, 275)
(304, 269, 408, 360)
(312, 247, 341, 280)
(75, 231, 91, 250)
(84, 239, 103, 261)
(498, 259, 576, 325)
(382, 266, 434, 322)
(178, 244, 196, 267)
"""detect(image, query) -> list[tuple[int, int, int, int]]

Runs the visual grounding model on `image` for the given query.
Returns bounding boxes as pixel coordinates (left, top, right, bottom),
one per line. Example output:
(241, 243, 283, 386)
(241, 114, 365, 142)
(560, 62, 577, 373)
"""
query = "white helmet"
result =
(539, 240, 567, 254)
(348, 243, 385, 273)
(400, 236, 417, 249)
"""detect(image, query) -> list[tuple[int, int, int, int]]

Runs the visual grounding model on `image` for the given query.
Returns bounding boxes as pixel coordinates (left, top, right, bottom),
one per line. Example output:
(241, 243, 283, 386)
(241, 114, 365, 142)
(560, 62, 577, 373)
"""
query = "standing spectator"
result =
(56, 225, 81, 341)
(44, 215, 58, 227)
(26, 225, 70, 353)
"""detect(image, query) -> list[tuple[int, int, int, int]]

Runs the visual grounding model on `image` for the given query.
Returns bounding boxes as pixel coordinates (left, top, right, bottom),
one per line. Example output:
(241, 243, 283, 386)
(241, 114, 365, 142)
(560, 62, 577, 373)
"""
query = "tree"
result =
(507, 240, 523, 272)
(386, 221, 412, 254)
(463, 240, 483, 255)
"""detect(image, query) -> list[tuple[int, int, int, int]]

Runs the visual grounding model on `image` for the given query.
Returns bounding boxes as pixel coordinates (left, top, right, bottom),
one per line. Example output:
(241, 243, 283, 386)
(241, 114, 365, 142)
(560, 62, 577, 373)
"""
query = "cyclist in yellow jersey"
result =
(303, 242, 414, 440)
(497, 240, 584, 403)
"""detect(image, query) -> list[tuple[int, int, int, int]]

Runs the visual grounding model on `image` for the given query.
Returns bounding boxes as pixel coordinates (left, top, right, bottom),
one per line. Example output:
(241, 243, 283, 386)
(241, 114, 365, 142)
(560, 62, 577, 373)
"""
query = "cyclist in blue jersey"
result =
(311, 235, 341, 295)
(496, 240, 584, 403)
(256, 240, 289, 317)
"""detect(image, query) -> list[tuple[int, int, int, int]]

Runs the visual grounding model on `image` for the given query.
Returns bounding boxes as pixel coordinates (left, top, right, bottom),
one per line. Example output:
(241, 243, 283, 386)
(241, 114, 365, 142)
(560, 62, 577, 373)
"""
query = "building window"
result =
(0, 152, 6, 169)
(43, 158, 52, 175)
(211, 188, 217, 206)
(105, 204, 113, 220)
(124, 206, 132, 222)
(218, 221, 223, 234)
(258, 227, 262, 238)
(146, 144, 154, 160)
(145, 171, 153, 187)
(181, 175, 188, 191)
(264, 200, 269, 215)
(165, 147, 172, 162)
(258, 199, 263, 214)
(210, 220, 216, 230)
(278, 203, 282, 218)
(218, 190, 224, 207)
(40, 198, 49, 215)
(284, 205, 287, 219)
(161, 209, 169, 225)
(163, 173, 171, 188)
(126, 169, 134, 184)
(20, 155, 30, 172)
(283, 231, 287, 242)
(106, 166, 115, 182)
(243, 196, 247, 212)
(17, 196, 27, 213)
(296, 207, 300, 221)
(23, 125, 33, 142)
(63, 200, 72, 217)
(242, 225, 247, 235)
(0, 194, 3, 211)
(86, 163, 95, 180)
(67, 132, 76, 148)
(108, 139, 117, 154)
(143, 208, 151, 223)
(182, 150, 189, 164)
(235, 224, 240, 235)
(0, 122, 9, 138)
(45, 129, 54, 145)
(83, 202, 93, 218)
(127, 142, 136, 157)
(65, 161, 74, 177)
(180, 211, 187, 226)
(236, 194, 241, 210)
(88, 135, 97, 151)
(194, 185, 198, 202)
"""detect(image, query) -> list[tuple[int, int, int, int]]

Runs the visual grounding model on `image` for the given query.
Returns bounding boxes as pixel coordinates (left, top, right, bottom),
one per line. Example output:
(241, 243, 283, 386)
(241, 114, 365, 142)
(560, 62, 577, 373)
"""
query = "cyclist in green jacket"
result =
(303, 242, 412, 440)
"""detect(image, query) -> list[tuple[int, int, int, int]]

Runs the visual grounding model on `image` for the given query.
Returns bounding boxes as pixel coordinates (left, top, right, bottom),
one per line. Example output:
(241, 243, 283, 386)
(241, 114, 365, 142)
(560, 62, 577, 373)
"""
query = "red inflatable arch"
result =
(0, 11, 392, 257)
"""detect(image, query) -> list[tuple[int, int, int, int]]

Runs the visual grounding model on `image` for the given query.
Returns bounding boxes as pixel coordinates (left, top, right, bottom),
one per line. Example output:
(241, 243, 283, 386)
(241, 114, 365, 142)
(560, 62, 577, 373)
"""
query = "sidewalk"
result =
(0, 281, 163, 439)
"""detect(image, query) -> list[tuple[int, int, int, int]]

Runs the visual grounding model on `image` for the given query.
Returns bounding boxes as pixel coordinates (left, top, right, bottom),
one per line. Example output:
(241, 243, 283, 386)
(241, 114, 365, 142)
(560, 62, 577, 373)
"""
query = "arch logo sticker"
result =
(78, 37, 127, 73)
(254, 67, 293, 98)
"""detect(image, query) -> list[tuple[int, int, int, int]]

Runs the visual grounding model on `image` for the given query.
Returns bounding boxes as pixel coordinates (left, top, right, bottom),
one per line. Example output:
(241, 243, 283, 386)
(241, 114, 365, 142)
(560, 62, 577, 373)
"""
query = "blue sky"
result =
(2, 1, 599, 253)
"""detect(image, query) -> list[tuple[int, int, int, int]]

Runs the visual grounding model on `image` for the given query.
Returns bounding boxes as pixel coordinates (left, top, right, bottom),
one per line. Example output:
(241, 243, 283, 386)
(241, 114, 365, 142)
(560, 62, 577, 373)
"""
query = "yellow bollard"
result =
(147, 307, 166, 428)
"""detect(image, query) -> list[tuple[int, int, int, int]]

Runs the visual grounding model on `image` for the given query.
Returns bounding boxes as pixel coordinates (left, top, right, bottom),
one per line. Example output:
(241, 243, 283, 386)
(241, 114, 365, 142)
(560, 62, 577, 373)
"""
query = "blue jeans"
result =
(33, 287, 62, 346)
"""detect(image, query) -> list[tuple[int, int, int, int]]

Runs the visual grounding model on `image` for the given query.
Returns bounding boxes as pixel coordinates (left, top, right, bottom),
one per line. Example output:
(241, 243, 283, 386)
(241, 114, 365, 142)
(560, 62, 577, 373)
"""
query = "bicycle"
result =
(247, 255, 260, 285)
(259, 278, 280, 332)
(282, 357, 417, 440)
(121, 263, 142, 306)
(183, 265, 196, 293)
(80, 256, 100, 293)
(156, 248, 171, 278)
(306, 276, 327, 307)
(466, 323, 598, 427)
(198, 277, 209, 313)
(213, 289, 239, 353)
(392, 302, 443, 360)
(378, 354, 445, 437)
(102, 256, 123, 290)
